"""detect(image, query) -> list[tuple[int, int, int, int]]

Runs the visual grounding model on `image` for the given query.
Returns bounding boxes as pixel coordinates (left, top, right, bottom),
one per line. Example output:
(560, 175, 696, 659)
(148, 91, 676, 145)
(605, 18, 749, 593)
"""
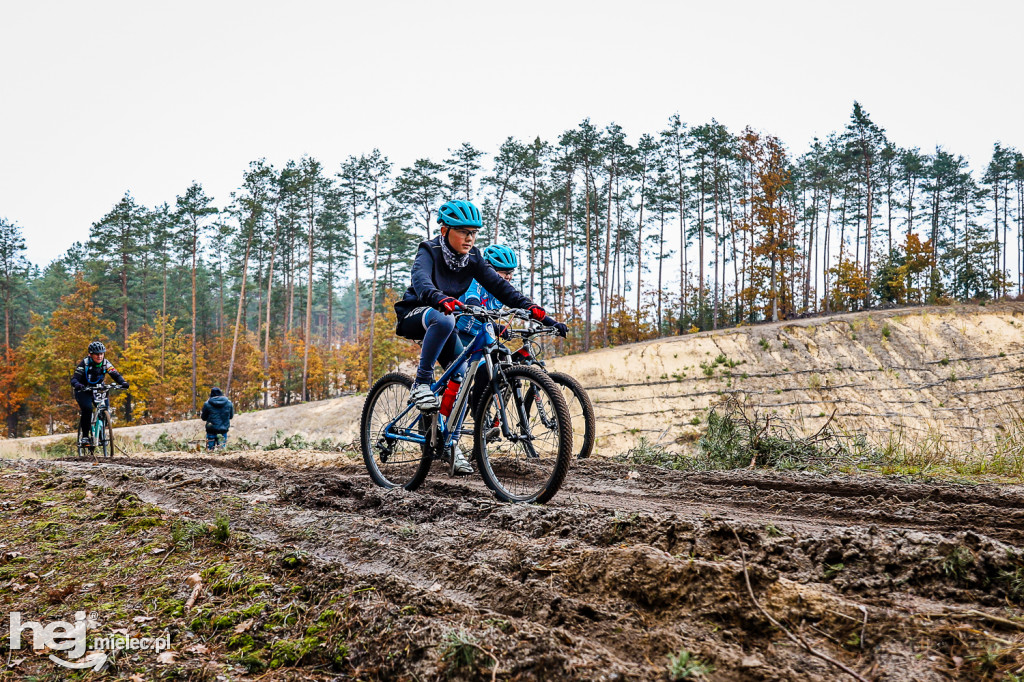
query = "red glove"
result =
(439, 297, 465, 315)
(528, 305, 546, 322)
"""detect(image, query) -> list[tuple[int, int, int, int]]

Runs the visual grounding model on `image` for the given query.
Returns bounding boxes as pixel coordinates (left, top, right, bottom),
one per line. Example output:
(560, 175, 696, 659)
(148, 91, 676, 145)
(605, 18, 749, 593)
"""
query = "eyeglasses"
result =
(495, 270, 514, 280)
(450, 227, 479, 239)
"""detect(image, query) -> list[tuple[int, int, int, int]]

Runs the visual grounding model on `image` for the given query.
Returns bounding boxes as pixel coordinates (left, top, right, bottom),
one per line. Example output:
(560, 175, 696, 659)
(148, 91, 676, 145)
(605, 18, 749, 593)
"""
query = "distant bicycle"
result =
(360, 306, 573, 504)
(503, 317, 595, 460)
(77, 384, 122, 458)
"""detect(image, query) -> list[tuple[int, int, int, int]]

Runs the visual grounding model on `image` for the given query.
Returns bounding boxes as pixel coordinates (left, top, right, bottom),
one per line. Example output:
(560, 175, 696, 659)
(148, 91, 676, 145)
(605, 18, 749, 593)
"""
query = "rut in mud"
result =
(4, 452, 1024, 681)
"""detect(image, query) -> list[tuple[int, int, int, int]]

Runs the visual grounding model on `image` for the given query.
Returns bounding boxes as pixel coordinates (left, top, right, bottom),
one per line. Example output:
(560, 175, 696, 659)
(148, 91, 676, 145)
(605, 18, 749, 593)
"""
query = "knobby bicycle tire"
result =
(99, 414, 114, 458)
(548, 371, 596, 460)
(76, 423, 91, 459)
(473, 365, 573, 504)
(360, 372, 432, 491)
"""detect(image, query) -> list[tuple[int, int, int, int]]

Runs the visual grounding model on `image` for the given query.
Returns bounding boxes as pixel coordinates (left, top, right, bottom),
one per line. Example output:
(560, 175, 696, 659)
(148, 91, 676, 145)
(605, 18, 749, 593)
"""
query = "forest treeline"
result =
(2, 102, 1023, 436)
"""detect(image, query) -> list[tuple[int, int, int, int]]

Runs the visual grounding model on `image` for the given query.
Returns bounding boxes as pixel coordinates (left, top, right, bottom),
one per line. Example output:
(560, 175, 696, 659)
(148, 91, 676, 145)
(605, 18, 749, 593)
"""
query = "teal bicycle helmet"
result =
(437, 200, 483, 228)
(483, 244, 518, 270)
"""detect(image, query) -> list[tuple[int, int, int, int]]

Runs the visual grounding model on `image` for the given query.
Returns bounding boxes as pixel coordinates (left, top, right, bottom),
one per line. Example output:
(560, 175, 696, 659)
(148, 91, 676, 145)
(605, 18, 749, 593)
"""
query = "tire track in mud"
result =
(24, 454, 1024, 681)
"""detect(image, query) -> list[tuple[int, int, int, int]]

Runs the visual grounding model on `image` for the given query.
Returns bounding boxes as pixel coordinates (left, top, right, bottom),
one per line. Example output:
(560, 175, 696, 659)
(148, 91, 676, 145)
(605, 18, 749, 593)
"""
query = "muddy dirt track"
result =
(13, 452, 1024, 680)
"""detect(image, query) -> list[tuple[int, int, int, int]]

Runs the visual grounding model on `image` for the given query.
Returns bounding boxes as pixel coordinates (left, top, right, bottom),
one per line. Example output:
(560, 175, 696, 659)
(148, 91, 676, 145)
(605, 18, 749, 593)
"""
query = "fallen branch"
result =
(729, 526, 869, 682)
(944, 609, 1024, 631)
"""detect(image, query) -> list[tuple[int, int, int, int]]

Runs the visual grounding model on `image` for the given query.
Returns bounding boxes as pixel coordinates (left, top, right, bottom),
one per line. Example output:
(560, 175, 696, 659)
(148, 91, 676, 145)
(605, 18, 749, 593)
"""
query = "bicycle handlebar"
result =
(454, 306, 531, 321)
(453, 307, 562, 340)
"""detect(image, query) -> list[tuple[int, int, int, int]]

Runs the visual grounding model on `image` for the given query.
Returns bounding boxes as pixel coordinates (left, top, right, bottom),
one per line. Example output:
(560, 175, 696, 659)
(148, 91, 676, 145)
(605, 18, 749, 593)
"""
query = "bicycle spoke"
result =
(476, 366, 571, 503)
(361, 373, 431, 490)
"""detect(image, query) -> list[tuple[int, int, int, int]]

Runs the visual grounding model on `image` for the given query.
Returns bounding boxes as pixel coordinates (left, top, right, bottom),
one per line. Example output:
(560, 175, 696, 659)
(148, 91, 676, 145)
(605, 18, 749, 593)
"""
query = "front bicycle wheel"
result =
(547, 372, 596, 460)
(99, 415, 114, 458)
(361, 372, 432, 491)
(474, 365, 572, 504)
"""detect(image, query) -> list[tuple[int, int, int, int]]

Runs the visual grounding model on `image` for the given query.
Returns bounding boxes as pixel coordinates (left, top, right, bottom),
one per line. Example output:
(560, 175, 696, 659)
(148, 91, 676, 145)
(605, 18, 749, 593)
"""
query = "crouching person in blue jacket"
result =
(201, 387, 234, 451)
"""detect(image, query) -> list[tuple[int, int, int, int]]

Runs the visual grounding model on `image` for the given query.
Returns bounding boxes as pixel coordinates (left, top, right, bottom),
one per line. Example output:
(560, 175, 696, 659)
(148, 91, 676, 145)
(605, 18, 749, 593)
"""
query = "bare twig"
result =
(810, 408, 839, 440)
(157, 546, 176, 566)
(944, 609, 1024, 631)
(729, 526, 869, 682)
(858, 605, 868, 651)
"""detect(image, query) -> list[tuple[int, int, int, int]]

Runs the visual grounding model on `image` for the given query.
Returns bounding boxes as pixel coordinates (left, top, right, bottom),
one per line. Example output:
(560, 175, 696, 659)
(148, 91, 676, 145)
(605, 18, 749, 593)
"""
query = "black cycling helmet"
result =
(88, 341, 106, 355)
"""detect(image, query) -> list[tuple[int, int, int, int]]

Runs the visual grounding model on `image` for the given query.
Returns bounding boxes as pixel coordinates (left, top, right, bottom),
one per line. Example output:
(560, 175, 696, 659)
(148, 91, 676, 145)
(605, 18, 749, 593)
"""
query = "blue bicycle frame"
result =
(383, 314, 500, 452)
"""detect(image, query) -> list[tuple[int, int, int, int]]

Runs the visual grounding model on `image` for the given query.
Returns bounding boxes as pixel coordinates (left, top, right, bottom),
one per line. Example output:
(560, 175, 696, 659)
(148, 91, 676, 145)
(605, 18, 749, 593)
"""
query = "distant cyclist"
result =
(456, 243, 522, 343)
(393, 200, 567, 472)
(70, 341, 129, 446)
(200, 387, 234, 451)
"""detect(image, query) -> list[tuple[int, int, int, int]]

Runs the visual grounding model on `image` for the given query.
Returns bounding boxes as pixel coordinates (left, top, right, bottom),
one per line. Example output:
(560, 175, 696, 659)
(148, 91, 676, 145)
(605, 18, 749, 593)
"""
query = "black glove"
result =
(120, 381, 130, 390)
(550, 320, 568, 338)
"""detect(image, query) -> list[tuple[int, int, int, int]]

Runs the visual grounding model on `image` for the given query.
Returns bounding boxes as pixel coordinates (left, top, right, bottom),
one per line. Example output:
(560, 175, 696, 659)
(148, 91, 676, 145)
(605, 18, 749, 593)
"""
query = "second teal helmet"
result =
(437, 200, 483, 228)
(483, 244, 518, 270)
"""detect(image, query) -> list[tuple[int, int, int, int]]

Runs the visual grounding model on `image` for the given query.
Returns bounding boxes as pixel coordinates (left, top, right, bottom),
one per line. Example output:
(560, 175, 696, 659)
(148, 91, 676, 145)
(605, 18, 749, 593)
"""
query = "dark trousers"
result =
(397, 307, 465, 385)
(75, 391, 107, 438)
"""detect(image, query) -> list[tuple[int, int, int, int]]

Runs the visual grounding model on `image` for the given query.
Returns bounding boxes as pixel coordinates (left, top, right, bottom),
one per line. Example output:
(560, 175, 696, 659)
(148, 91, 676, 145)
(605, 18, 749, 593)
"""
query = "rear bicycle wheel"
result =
(474, 365, 572, 504)
(76, 423, 90, 459)
(548, 372, 596, 460)
(361, 372, 432, 490)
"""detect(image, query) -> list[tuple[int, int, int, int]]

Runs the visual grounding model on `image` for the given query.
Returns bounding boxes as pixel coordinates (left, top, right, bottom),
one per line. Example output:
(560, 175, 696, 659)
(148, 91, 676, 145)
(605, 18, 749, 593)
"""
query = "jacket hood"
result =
(210, 387, 223, 397)
(207, 396, 230, 406)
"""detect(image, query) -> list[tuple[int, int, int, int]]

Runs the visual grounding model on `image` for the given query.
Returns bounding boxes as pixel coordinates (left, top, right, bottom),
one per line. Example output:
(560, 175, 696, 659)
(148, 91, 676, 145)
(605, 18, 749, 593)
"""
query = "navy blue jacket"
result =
(394, 236, 534, 323)
(200, 389, 234, 434)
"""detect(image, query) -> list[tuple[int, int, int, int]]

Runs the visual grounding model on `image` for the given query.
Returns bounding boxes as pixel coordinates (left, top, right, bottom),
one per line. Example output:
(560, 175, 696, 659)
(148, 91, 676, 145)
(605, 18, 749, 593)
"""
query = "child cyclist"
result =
(393, 200, 567, 472)
(456, 243, 519, 339)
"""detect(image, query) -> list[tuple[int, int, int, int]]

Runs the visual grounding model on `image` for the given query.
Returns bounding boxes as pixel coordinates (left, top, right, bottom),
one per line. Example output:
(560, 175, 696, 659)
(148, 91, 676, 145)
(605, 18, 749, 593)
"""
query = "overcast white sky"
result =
(2, 0, 1021, 268)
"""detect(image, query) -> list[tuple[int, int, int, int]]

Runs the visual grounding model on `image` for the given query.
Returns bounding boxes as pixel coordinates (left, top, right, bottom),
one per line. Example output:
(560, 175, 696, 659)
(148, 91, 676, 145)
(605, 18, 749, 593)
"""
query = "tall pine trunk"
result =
(367, 202, 382, 386)
(227, 222, 255, 395)
(262, 211, 282, 408)
(190, 230, 198, 414)
(301, 214, 315, 401)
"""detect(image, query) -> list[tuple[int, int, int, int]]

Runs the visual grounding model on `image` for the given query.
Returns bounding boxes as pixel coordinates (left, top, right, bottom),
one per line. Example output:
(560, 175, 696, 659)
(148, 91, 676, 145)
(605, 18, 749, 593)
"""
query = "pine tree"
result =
(296, 157, 328, 401)
(227, 159, 274, 395)
(842, 102, 887, 306)
(661, 114, 691, 327)
(632, 134, 658, 338)
(445, 142, 484, 201)
(362, 149, 392, 385)
(338, 156, 366, 340)
(484, 138, 530, 242)
(393, 158, 445, 240)
(0, 218, 28, 352)
(89, 192, 147, 348)
(984, 143, 1015, 297)
(175, 182, 218, 413)
(317, 182, 351, 349)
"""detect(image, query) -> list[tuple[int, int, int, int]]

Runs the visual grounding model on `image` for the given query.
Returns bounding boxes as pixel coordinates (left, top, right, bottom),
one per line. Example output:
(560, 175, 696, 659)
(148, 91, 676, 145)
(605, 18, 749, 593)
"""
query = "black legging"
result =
(75, 391, 107, 437)
(397, 309, 465, 385)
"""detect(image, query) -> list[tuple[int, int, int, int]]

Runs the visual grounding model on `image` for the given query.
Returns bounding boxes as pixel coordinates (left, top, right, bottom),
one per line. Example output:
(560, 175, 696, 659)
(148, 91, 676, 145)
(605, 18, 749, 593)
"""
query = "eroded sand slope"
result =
(5, 303, 1022, 457)
(550, 302, 1024, 453)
